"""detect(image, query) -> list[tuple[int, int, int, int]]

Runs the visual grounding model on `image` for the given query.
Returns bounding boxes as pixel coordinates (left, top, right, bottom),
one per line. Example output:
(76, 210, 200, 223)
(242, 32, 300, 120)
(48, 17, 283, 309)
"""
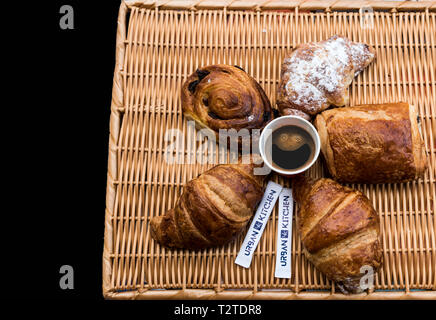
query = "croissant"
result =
(314, 102, 428, 183)
(277, 35, 375, 120)
(292, 175, 383, 294)
(150, 159, 266, 250)
(181, 64, 273, 141)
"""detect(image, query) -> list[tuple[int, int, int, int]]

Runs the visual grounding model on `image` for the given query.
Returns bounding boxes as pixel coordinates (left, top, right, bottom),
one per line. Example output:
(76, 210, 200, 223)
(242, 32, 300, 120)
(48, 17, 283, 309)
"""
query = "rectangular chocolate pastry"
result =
(314, 102, 427, 183)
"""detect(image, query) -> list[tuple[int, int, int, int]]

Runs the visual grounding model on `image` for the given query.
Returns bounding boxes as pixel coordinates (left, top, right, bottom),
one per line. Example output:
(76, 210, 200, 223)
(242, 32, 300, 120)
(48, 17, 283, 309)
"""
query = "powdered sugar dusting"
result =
(279, 35, 375, 116)
(286, 81, 325, 111)
(284, 37, 349, 112)
(350, 42, 374, 76)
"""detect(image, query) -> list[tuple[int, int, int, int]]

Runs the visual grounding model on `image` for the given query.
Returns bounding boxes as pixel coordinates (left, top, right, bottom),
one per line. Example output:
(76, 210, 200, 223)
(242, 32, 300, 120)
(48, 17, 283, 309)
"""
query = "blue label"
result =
(254, 221, 263, 231)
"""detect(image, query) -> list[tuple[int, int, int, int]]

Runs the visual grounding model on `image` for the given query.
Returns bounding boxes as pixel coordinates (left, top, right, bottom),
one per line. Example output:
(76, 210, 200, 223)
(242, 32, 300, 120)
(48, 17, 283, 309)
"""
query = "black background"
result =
(11, 0, 117, 301)
(9, 0, 433, 314)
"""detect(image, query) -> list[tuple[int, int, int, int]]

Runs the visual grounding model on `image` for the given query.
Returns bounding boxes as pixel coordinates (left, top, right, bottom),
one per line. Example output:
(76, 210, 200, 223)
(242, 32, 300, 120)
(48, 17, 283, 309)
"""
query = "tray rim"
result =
(102, 0, 436, 300)
(123, 0, 436, 12)
(104, 288, 436, 300)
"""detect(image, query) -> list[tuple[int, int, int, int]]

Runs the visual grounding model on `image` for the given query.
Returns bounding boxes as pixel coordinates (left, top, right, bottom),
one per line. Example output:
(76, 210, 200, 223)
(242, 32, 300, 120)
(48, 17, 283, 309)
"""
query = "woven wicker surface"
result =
(103, 0, 436, 299)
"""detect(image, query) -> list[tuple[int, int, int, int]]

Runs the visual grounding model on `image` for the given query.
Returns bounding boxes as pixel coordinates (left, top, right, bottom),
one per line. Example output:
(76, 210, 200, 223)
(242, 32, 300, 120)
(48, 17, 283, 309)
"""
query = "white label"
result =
(235, 181, 283, 268)
(274, 188, 293, 278)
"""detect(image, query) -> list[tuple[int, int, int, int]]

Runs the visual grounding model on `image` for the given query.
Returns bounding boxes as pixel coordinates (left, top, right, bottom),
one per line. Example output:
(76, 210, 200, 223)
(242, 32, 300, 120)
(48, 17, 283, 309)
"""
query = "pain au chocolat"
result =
(314, 102, 427, 183)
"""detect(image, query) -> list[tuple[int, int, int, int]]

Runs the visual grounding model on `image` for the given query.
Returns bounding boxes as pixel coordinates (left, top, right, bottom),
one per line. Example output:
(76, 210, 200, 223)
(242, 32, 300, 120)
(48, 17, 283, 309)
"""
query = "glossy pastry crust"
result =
(277, 35, 375, 120)
(292, 176, 383, 294)
(314, 102, 427, 183)
(181, 64, 272, 137)
(150, 159, 266, 250)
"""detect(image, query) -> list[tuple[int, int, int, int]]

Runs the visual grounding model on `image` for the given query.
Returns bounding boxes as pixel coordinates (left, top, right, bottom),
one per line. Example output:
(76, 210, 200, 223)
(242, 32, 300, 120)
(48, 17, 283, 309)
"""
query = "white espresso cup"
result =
(259, 115, 321, 176)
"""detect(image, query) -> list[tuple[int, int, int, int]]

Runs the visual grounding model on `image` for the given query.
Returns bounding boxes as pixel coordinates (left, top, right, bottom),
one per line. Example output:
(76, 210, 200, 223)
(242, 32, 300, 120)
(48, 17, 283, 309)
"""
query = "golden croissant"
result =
(277, 35, 375, 120)
(150, 159, 267, 250)
(292, 175, 383, 294)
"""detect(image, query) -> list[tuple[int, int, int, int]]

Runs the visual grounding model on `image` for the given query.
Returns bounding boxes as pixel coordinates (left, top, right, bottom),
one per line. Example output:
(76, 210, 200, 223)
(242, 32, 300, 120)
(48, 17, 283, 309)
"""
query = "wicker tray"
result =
(103, 0, 436, 300)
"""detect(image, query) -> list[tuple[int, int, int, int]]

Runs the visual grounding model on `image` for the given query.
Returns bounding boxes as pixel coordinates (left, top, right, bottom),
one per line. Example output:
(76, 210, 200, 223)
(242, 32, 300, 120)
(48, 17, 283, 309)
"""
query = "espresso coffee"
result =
(265, 125, 315, 171)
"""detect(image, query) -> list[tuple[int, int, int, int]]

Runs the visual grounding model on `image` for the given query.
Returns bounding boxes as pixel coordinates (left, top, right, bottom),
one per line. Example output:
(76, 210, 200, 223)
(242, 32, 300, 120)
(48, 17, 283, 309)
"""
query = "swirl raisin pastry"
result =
(150, 157, 267, 250)
(277, 35, 376, 120)
(181, 65, 273, 139)
(292, 175, 383, 294)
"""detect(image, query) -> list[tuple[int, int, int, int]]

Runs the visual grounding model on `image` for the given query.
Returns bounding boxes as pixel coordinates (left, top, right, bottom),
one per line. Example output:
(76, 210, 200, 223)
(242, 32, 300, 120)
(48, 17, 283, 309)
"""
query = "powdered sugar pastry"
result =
(277, 35, 375, 120)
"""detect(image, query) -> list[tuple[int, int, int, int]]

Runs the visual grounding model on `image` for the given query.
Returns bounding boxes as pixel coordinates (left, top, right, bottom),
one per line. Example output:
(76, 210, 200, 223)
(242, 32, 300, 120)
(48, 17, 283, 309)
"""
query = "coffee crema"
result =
(265, 125, 315, 171)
